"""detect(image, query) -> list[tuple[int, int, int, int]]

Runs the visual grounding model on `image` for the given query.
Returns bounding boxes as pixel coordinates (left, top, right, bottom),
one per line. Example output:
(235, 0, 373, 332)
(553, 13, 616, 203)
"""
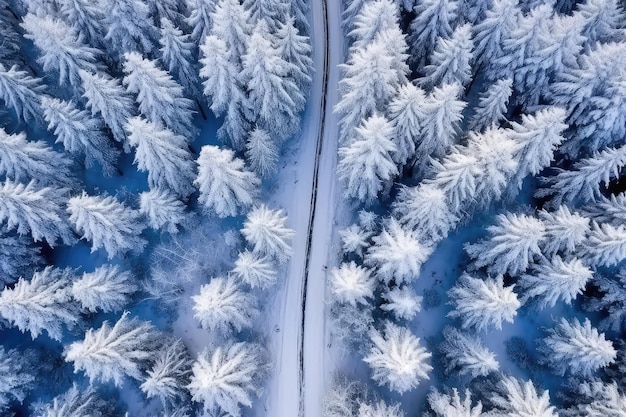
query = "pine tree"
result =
(0, 347, 35, 411)
(185, 0, 215, 44)
(468, 78, 513, 132)
(67, 192, 147, 258)
(540, 318, 616, 376)
(245, 128, 278, 178)
(243, 0, 290, 27)
(71, 265, 136, 313)
(0, 180, 74, 246)
(59, 0, 106, 47)
(440, 326, 499, 378)
(194, 145, 260, 217)
(159, 18, 198, 94)
(145, 0, 183, 26)
(199, 35, 242, 116)
(365, 218, 431, 284)
(65, 312, 162, 386)
(125, 117, 195, 197)
(0, 64, 45, 123)
(582, 193, 626, 225)
(140, 338, 192, 407)
(363, 321, 432, 394)
(339, 224, 372, 257)
(570, 382, 626, 417)
(539, 206, 590, 256)
(41, 97, 119, 175)
(275, 15, 313, 90)
(387, 83, 426, 167)
(348, 0, 399, 49)
(578, 0, 625, 44)
(342, 0, 368, 29)
(122, 52, 195, 137)
(337, 114, 398, 203)
(21, 14, 102, 87)
(329, 261, 375, 307)
(79, 70, 135, 146)
(490, 377, 558, 417)
(381, 285, 422, 321)
(0, 267, 78, 341)
(448, 274, 520, 332)
(465, 213, 546, 276)
(241, 205, 295, 263)
(211, 0, 252, 58)
(585, 271, 626, 331)
(0, 128, 75, 187)
(104, 0, 157, 57)
(322, 378, 363, 417)
(38, 384, 110, 417)
(0, 227, 43, 285)
(192, 276, 258, 334)
(408, 0, 459, 67)
(427, 388, 484, 417)
(188, 342, 266, 417)
(420, 24, 474, 90)
(359, 400, 405, 417)
(0, 2, 22, 66)
(582, 222, 626, 267)
(139, 188, 186, 234)
(416, 83, 466, 165)
(231, 250, 278, 289)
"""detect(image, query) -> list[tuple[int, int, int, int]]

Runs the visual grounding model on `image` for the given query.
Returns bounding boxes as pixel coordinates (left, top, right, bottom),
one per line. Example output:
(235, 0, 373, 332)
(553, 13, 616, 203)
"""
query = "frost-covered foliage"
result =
(381, 286, 422, 321)
(0, 227, 42, 285)
(582, 193, 626, 225)
(465, 213, 545, 276)
(331, 302, 374, 347)
(448, 274, 520, 332)
(490, 377, 558, 417)
(0, 347, 35, 411)
(71, 265, 136, 313)
(538, 206, 590, 256)
(420, 24, 474, 89)
(387, 83, 426, 167)
(339, 224, 372, 257)
(139, 188, 186, 233)
(359, 399, 405, 417)
(365, 218, 431, 284)
(426, 388, 484, 417)
(276, 16, 313, 90)
(440, 326, 499, 378)
(192, 276, 257, 334)
(231, 250, 277, 290)
(0, 267, 78, 340)
(363, 321, 432, 394)
(140, 339, 192, 407)
(59, 0, 106, 47)
(195, 145, 260, 217)
(67, 192, 147, 258)
(104, 0, 156, 57)
(188, 342, 266, 417)
(322, 378, 364, 417)
(348, 0, 400, 50)
(582, 222, 626, 267)
(38, 384, 110, 417)
(473, 0, 519, 71)
(65, 312, 162, 386)
(469, 78, 513, 132)
(159, 18, 197, 94)
(329, 262, 375, 307)
(408, 0, 459, 67)
(0, 64, 45, 122)
(567, 382, 626, 417)
(246, 128, 278, 178)
(540, 318, 616, 376)
(241, 205, 295, 263)
(584, 270, 626, 331)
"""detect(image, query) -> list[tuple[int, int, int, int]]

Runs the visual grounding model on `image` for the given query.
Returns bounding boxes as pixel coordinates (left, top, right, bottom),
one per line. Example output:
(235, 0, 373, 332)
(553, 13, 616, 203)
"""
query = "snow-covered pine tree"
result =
(211, 0, 252, 58)
(468, 78, 513, 132)
(159, 18, 198, 95)
(0, 267, 78, 341)
(59, 0, 106, 47)
(339, 223, 372, 257)
(41, 97, 119, 175)
(0, 347, 35, 411)
(140, 338, 192, 407)
(448, 274, 520, 332)
(185, 0, 214, 45)
(585, 271, 626, 331)
(0, 180, 74, 246)
(577, 0, 625, 45)
(342, 0, 368, 29)
(0, 2, 21, 66)
(363, 321, 432, 394)
(67, 192, 147, 258)
(145, 0, 183, 26)
(125, 117, 195, 197)
(420, 24, 474, 90)
(408, 0, 459, 68)
(79, 70, 135, 146)
(188, 342, 266, 417)
(348, 0, 398, 50)
(518, 256, 592, 308)
(0, 64, 45, 123)
(381, 285, 422, 321)
(0, 227, 43, 285)
(245, 128, 278, 178)
(337, 114, 398, 203)
(71, 265, 136, 313)
(329, 261, 375, 307)
(104, 0, 157, 57)
(387, 83, 426, 167)
(465, 212, 546, 276)
(38, 384, 110, 417)
(231, 250, 278, 289)
(139, 188, 186, 233)
(243, 0, 290, 28)
(537, 145, 626, 208)
(21, 14, 102, 87)
(359, 400, 405, 417)
(365, 218, 431, 284)
(241, 205, 295, 263)
(331, 302, 374, 347)
(322, 378, 364, 417)
(275, 15, 313, 90)
(539, 206, 590, 257)
(192, 276, 258, 334)
(568, 382, 626, 417)
(415, 83, 466, 166)
(440, 326, 499, 378)
(0, 128, 75, 187)
(540, 318, 616, 376)
(65, 312, 162, 386)
(426, 388, 484, 417)
(122, 52, 195, 137)
(490, 377, 558, 417)
(291, 0, 309, 30)
(194, 145, 260, 217)
(581, 221, 626, 267)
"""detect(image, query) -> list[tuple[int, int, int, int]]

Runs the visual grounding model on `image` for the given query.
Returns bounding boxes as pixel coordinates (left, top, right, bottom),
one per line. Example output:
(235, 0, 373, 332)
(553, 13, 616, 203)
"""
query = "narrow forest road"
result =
(259, 1, 343, 417)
